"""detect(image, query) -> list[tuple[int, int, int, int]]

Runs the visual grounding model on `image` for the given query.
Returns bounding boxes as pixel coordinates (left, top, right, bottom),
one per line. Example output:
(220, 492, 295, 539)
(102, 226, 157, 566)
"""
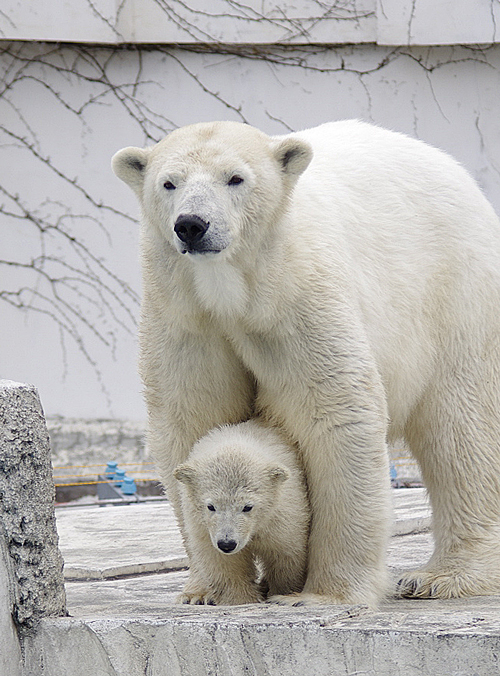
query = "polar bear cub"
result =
(174, 420, 309, 605)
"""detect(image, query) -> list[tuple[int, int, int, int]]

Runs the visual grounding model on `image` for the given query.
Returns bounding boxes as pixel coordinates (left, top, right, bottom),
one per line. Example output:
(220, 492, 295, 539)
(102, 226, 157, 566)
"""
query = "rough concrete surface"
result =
(0, 536, 23, 676)
(0, 380, 67, 628)
(57, 502, 188, 580)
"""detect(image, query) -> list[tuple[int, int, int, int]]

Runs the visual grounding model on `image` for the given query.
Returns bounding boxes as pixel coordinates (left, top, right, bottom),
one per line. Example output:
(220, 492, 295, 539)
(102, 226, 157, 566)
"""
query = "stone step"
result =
(23, 562, 500, 676)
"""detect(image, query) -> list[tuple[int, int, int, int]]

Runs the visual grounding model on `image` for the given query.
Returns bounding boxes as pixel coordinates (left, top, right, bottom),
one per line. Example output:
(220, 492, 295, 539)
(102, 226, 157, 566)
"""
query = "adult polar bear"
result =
(113, 120, 500, 607)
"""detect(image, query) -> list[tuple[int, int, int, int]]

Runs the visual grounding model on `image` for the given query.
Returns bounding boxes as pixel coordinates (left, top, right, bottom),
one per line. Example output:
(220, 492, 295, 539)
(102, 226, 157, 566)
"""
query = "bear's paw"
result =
(396, 567, 494, 599)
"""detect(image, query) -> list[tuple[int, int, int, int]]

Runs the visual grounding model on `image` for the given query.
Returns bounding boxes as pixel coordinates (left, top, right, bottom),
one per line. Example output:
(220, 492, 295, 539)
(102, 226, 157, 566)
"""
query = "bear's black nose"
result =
(217, 539, 237, 553)
(174, 214, 209, 245)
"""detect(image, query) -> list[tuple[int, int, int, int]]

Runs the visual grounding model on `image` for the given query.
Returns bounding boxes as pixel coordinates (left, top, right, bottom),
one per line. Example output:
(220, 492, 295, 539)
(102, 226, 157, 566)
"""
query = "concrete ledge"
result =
(22, 597, 500, 676)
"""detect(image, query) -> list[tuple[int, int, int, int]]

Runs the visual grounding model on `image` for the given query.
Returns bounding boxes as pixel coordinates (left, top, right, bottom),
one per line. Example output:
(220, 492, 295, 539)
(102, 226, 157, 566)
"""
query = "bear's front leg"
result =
(301, 415, 391, 608)
(257, 322, 392, 608)
(140, 314, 254, 598)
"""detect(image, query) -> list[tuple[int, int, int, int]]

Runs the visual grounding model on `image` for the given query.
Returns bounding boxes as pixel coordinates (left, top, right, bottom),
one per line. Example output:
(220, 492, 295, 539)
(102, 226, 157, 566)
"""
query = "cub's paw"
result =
(396, 568, 483, 599)
(176, 590, 217, 605)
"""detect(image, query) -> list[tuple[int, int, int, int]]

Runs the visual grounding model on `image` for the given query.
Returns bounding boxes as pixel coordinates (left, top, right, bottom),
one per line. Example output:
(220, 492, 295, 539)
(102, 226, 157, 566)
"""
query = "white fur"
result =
(191, 257, 248, 319)
(174, 420, 309, 605)
(113, 120, 500, 606)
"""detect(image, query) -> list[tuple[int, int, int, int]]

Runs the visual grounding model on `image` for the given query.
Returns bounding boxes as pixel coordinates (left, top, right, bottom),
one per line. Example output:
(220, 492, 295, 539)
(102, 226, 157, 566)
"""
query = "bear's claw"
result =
(176, 591, 217, 605)
(267, 592, 343, 606)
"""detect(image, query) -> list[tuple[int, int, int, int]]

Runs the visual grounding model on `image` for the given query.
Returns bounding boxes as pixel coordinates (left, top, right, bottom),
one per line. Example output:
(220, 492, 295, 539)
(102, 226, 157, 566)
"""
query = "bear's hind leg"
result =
(400, 344, 500, 599)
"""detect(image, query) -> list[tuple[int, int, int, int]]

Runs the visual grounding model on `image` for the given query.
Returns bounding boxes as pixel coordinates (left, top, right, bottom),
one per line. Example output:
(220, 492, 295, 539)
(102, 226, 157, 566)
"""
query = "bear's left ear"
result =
(271, 137, 313, 178)
(268, 466, 290, 484)
(111, 146, 151, 197)
(174, 464, 197, 486)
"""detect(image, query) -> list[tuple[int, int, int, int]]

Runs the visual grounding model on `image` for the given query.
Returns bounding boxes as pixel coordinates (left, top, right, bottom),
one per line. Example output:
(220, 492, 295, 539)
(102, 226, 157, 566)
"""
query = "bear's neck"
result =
(189, 230, 297, 327)
(191, 256, 249, 320)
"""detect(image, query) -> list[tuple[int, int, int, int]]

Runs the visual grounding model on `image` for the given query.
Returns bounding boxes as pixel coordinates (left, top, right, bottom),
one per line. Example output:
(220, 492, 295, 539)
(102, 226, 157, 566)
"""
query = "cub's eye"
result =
(228, 175, 244, 186)
(242, 504, 253, 513)
(163, 181, 176, 190)
(207, 504, 216, 512)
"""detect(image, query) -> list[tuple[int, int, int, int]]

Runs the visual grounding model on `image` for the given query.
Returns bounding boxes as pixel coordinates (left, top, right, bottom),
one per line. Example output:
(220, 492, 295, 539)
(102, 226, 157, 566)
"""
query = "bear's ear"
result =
(174, 464, 197, 486)
(268, 466, 289, 484)
(271, 137, 313, 178)
(111, 146, 151, 196)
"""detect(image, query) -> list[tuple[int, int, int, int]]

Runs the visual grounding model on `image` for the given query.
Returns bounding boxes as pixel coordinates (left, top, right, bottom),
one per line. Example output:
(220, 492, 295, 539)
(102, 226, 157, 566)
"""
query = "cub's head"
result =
(174, 447, 289, 555)
(112, 121, 312, 258)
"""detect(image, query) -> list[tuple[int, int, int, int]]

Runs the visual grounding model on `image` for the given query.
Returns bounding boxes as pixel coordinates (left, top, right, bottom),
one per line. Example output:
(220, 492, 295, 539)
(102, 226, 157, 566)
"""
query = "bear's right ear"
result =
(111, 147, 151, 197)
(270, 137, 313, 178)
(174, 464, 197, 486)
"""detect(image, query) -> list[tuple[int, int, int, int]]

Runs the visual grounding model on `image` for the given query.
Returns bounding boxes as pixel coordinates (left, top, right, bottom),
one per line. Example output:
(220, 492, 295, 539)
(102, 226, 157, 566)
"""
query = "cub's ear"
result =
(111, 146, 151, 196)
(271, 137, 313, 178)
(268, 465, 290, 484)
(174, 464, 197, 486)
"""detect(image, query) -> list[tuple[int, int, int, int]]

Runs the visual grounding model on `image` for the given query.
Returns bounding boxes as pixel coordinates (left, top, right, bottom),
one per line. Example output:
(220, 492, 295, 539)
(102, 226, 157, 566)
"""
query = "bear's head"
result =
(112, 121, 312, 259)
(174, 448, 289, 556)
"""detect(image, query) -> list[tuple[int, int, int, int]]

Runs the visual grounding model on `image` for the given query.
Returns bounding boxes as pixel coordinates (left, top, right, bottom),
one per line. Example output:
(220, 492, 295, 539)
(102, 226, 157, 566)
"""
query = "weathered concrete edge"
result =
(393, 515, 431, 536)
(64, 557, 189, 581)
(21, 610, 500, 676)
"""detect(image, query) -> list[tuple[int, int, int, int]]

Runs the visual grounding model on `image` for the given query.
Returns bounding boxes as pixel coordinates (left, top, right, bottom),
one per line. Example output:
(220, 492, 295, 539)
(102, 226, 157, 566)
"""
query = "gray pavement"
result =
(56, 487, 431, 585)
(57, 488, 432, 617)
(55, 488, 437, 617)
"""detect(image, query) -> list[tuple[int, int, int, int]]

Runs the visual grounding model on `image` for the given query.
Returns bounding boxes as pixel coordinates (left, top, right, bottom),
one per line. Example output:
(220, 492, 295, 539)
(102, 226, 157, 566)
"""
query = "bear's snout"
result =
(174, 214, 209, 250)
(217, 538, 238, 553)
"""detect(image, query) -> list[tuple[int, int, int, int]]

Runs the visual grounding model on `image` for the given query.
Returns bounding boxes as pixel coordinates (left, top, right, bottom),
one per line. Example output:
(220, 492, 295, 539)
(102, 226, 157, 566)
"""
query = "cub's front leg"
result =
(176, 524, 263, 606)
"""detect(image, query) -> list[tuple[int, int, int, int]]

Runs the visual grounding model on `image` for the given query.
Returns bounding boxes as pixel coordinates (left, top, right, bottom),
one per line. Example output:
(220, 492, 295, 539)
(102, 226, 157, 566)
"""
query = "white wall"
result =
(1, 2, 500, 419)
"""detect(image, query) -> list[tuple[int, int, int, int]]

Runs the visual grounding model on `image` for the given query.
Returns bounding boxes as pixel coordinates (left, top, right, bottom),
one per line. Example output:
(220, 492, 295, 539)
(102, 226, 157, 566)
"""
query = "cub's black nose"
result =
(174, 214, 209, 245)
(217, 539, 237, 553)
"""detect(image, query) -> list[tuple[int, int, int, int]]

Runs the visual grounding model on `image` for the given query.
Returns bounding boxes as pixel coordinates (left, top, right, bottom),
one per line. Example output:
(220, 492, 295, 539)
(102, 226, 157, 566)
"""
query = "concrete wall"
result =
(1, 1, 500, 419)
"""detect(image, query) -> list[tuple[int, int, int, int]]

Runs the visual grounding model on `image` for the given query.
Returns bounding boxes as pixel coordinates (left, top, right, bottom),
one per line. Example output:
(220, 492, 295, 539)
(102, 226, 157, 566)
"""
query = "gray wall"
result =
(1, 1, 499, 418)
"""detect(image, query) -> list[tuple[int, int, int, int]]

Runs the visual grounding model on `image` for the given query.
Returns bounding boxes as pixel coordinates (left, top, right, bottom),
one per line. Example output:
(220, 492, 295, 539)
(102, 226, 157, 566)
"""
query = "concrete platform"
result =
(21, 488, 500, 676)
(56, 487, 431, 583)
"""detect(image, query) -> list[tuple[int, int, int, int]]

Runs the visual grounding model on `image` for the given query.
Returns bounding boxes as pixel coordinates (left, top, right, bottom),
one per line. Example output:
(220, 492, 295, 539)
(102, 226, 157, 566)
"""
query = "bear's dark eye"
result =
(163, 181, 176, 190)
(207, 504, 216, 512)
(228, 175, 244, 186)
(242, 504, 253, 513)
